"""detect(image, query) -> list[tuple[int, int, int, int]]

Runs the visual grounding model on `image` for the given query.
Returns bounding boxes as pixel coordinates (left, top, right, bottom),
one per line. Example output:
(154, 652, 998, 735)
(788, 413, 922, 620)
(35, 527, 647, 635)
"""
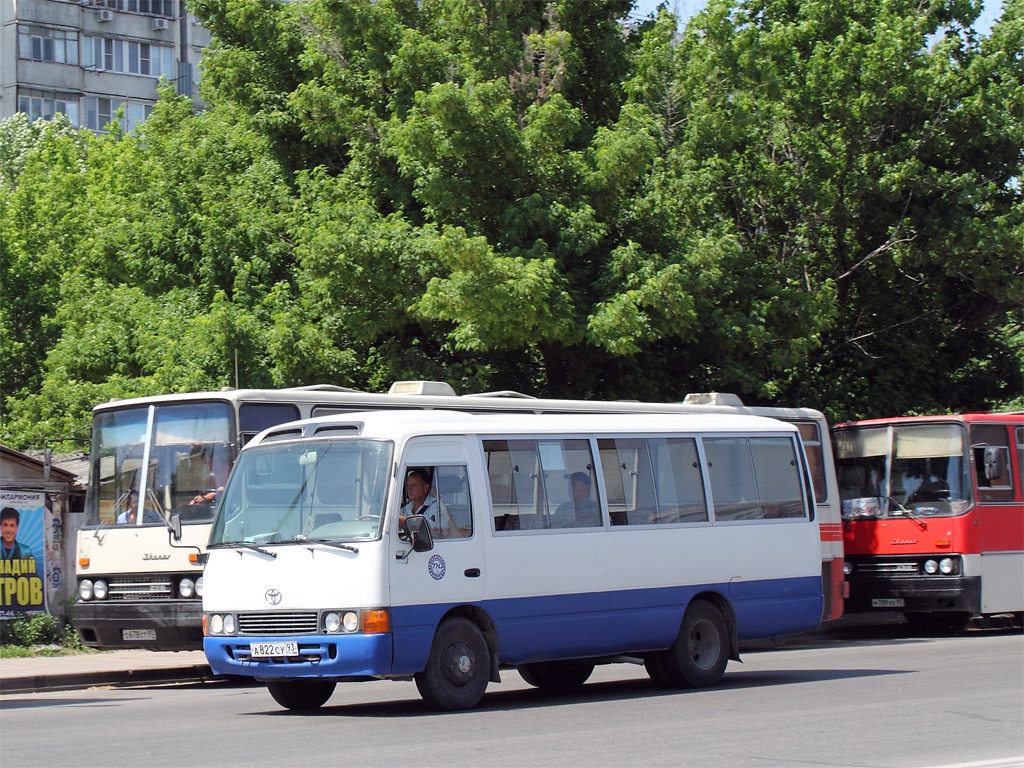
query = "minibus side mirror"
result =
(404, 515, 434, 553)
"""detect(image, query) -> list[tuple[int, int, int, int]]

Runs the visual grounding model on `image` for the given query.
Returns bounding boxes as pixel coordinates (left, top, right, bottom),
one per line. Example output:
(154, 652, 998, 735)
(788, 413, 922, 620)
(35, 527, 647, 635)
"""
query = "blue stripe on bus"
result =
(204, 576, 821, 679)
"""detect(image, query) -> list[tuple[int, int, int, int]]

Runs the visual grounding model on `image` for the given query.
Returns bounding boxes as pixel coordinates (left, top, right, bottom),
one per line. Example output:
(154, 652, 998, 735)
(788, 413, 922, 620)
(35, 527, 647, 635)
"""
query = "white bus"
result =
(73, 382, 841, 651)
(202, 409, 823, 711)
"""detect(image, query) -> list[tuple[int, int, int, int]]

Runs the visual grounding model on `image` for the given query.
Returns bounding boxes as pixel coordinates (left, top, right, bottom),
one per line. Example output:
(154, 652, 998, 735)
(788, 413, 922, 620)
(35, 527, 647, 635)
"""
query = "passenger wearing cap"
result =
(551, 471, 601, 528)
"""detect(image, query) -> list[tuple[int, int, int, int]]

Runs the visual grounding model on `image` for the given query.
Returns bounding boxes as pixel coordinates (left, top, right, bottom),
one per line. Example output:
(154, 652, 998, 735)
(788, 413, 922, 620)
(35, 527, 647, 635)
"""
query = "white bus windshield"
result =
(208, 440, 393, 547)
(86, 402, 233, 527)
(835, 423, 970, 518)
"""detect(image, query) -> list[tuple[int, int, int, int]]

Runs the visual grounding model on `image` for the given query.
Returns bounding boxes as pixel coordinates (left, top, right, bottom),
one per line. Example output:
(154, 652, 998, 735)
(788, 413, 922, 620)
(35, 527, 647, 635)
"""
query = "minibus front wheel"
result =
(266, 679, 337, 711)
(415, 617, 490, 711)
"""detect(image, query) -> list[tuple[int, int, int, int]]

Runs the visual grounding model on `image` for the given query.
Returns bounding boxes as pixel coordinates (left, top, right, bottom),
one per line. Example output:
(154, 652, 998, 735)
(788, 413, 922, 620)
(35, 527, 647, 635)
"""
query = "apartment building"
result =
(0, 0, 209, 132)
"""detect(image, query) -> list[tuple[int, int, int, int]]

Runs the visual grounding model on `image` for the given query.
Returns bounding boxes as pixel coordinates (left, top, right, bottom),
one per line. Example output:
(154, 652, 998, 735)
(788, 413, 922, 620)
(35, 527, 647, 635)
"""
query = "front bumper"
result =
(72, 601, 204, 651)
(204, 634, 394, 680)
(845, 574, 981, 614)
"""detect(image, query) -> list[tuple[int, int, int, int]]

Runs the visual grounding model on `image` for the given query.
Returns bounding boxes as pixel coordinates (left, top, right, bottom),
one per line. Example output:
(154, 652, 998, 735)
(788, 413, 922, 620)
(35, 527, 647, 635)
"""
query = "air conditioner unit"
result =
(152, 17, 168, 30)
(96, 9, 114, 21)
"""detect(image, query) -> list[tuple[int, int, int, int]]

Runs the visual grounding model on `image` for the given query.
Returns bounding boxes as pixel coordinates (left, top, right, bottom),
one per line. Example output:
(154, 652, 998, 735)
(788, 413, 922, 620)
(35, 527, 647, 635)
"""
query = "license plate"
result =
(122, 629, 157, 641)
(872, 598, 905, 608)
(249, 641, 299, 658)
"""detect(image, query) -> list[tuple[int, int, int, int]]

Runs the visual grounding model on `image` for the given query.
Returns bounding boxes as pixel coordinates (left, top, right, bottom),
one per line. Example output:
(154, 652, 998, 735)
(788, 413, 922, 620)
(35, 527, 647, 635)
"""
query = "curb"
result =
(1, 664, 216, 694)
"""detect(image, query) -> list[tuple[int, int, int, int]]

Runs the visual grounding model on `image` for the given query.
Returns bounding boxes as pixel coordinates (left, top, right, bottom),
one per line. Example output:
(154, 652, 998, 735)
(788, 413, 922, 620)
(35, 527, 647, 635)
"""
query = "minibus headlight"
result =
(343, 611, 359, 632)
(939, 557, 955, 575)
(923, 559, 938, 575)
(223, 614, 236, 634)
(179, 578, 195, 598)
(843, 561, 853, 576)
(195, 576, 203, 597)
(324, 612, 341, 633)
(209, 614, 224, 634)
(79, 580, 93, 601)
(93, 579, 108, 600)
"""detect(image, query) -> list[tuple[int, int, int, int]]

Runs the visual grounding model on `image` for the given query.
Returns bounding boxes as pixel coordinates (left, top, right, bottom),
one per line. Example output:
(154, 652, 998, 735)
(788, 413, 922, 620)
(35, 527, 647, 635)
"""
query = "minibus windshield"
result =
(208, 439, 393, 546)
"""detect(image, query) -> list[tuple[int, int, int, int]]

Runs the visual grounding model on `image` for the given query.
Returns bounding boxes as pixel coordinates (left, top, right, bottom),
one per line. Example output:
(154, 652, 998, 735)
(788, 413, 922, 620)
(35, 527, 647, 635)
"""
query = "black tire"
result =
(266, 679, 337, 711)
(646, 600, 729, 688)
(414, 617, 490, 711)
(904, 611, 972, 634)
(517, 660, 594, 689)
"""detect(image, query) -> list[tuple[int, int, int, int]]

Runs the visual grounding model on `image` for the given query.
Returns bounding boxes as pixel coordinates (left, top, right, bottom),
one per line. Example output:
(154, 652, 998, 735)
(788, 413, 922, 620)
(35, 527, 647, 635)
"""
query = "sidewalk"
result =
(0, 649, 214, 694)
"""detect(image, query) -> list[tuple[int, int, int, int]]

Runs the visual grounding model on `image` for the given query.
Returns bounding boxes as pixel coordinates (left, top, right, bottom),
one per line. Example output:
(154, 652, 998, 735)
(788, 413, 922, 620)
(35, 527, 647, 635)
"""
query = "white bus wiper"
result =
(291, 534, 359, 553)
(208, 541, 278, 558)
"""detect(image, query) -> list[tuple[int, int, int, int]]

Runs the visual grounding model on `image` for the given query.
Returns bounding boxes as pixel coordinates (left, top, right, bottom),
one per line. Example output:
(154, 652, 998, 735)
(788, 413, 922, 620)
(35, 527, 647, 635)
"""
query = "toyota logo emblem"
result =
(265, 589, 282, 605)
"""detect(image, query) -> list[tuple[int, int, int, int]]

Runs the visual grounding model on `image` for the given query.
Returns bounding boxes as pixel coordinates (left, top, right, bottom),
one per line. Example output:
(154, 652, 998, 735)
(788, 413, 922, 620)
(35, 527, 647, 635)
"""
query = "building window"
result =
(17, 25, 79, 65)
(84, 95, 153, 133)
(85, 0, 175, 17)
(83, 37, 173, 79)
(17, 89, 80, 126)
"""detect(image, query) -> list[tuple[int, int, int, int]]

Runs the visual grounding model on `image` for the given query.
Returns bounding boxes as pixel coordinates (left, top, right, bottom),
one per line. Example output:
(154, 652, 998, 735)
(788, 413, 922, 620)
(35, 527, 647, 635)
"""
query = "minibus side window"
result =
(704, 437, 759, 521)
(750, 437, 806, 518)
(401, 465, 472, 539)
(650, 438, 708, 523)
(485, 438, 601, 531)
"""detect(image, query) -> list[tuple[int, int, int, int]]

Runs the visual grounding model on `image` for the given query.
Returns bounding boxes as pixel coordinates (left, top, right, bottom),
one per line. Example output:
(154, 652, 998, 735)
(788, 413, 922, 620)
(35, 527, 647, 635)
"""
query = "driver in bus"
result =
(400, 468, 458, 538)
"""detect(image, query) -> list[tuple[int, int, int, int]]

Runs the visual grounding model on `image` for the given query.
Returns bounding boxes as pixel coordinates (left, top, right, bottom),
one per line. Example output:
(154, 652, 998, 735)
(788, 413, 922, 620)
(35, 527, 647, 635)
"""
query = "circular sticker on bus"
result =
(427, 554, 446, 581)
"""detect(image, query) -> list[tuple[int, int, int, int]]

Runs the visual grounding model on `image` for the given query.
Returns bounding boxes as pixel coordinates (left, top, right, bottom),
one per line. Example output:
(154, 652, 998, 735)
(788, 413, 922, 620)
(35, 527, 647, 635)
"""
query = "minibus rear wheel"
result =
(646, 600, 728, 688)
(415, 617, 490, 711)
(266, 679, 337, 711)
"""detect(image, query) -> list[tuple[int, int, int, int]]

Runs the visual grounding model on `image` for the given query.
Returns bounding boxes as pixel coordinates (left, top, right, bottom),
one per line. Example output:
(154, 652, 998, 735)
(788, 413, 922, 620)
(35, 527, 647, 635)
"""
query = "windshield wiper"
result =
(885, 497, 927, 529)
(290, 534, 359, 553)
(207, 541, 278, 558)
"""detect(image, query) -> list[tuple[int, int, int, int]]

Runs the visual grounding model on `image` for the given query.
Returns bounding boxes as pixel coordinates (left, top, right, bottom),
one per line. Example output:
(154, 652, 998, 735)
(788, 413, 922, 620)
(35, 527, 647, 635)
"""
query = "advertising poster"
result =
(0, 491, 47, 617)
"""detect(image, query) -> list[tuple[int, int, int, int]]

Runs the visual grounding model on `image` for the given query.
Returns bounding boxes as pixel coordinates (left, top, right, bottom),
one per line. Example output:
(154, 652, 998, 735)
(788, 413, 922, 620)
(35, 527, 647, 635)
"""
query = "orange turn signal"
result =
(361, 609, 391, 634)
(78, 557, 90, 567)
(189, 553, 200, 564)
(934, 539, 951, 548)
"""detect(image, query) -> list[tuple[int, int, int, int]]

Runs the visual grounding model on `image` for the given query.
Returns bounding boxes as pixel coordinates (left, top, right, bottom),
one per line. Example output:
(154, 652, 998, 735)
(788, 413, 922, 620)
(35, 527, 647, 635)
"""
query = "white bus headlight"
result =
(343, 611, 359, 632)
(843, 561, 854, 576)
(209, 614, 224, 634)
(324, 612, 342, 633)
(923, 559, 938, 575)
(224, 614, 236, 634)
(79, 580, 93, 601)
(179, 578, 195, 598)
(93, 579, 108, 599)
(939, 557, 956, 575)
(195, 576, 203, 597)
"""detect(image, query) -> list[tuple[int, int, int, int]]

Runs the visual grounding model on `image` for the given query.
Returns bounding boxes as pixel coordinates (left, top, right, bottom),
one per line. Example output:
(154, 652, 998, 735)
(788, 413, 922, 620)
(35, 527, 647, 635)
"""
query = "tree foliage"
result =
(1, 0, 1020, 449)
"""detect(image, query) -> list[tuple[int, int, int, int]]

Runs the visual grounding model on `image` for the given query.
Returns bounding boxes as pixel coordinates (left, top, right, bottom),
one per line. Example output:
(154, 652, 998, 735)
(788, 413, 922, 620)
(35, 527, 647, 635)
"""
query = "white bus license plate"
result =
(122, 629, 157, 641)
(250, 641, 298, 658)
(871, 598, 905, 608)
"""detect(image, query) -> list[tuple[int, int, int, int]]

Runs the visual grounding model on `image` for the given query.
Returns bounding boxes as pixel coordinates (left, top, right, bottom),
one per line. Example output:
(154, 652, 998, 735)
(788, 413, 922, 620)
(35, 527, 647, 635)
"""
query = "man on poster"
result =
(0, 496, 47, 616)
(1, 507, 34, 560)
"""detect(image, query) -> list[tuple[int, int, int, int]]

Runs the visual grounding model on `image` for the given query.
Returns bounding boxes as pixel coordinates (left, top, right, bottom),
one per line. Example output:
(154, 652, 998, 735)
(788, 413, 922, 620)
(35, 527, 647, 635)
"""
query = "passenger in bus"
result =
(552, 472, 601, 528)
(400, 468, 459, 538)
(116, 491, 162, 524)
(117, 491, 139, 524)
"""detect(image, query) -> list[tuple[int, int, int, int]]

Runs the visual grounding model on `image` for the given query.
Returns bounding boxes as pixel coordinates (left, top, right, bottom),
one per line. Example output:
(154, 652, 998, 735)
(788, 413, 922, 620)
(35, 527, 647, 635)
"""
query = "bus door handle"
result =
(464, 568, 481, 578)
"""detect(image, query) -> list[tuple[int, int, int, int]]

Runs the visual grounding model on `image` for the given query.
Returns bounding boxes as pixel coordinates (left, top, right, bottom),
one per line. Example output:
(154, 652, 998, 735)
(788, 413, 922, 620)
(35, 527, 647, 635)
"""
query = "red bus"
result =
(834, 412, 1023, 630)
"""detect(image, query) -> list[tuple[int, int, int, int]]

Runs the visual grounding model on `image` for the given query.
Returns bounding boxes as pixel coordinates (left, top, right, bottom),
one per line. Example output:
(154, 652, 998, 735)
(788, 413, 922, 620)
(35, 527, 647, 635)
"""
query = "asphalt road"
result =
(2, 619, 1021, 768)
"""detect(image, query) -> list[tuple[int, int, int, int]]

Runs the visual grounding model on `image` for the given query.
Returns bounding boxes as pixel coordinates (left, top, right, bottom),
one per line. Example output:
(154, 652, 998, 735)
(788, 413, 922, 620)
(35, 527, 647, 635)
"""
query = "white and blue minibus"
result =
(201, 409, 824, 711)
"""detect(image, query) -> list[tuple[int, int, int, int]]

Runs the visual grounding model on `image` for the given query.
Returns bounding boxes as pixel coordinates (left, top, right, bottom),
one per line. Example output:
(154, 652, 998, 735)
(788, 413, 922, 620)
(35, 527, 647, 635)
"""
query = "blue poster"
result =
(0, 491, 47, 617)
